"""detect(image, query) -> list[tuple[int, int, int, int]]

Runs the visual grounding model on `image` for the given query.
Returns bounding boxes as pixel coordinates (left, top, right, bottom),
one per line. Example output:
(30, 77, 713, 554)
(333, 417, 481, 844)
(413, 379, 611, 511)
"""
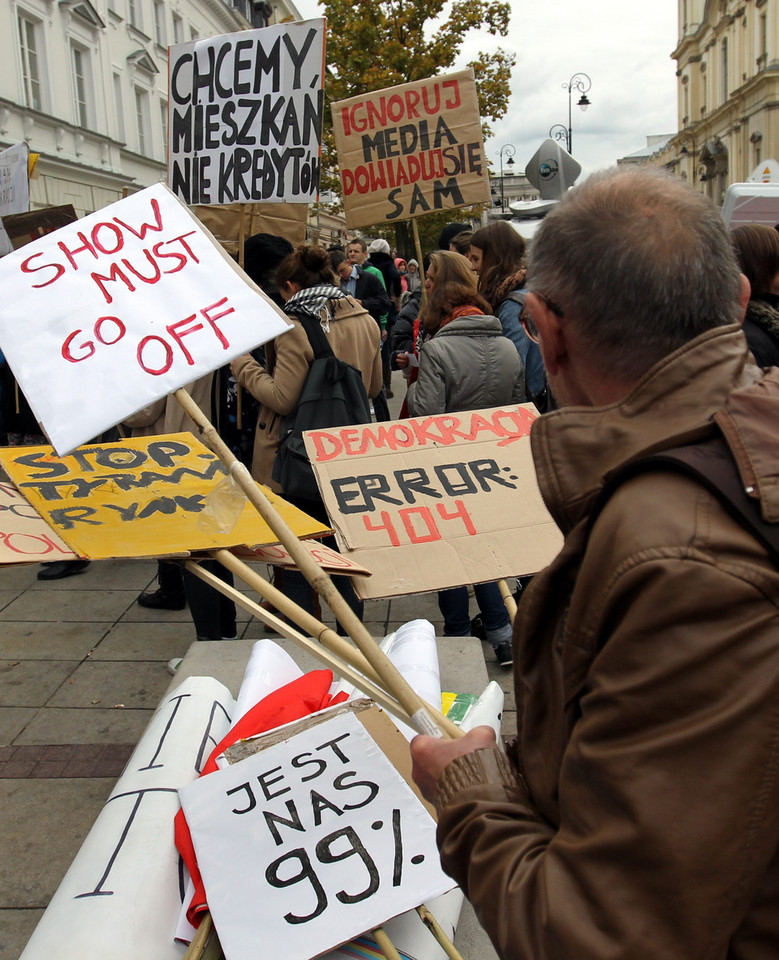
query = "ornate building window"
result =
(18, 12, 43, 111)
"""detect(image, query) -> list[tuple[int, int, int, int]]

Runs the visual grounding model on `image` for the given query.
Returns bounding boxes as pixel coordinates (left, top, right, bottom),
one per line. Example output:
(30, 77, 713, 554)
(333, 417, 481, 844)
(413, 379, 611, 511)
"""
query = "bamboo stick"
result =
(498, 578, 518, 621)
(372, 926, 404, 960)
(198, 549, 461, 738)
(184, 557, 413, 723)
(174, 388, 455, 740)
(416, 905, 466, 960)
(183, 910, 214, 960)
(411, 217, 427, 314)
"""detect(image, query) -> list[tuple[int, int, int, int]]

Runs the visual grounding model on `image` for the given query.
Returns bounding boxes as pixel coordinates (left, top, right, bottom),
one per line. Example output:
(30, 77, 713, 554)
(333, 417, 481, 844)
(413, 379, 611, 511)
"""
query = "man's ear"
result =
(524, 292, 566, 376)
(737, 273, 751, 324)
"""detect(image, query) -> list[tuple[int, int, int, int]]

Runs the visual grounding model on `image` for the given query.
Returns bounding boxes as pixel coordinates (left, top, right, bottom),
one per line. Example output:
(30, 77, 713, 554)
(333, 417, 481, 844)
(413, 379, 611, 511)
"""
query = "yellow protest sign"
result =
(0, 434, 329, 560)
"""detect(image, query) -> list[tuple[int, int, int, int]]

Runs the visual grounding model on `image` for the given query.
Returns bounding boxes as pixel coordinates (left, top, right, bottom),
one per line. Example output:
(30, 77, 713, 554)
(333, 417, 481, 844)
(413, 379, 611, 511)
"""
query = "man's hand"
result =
(411, 725, 498, 802)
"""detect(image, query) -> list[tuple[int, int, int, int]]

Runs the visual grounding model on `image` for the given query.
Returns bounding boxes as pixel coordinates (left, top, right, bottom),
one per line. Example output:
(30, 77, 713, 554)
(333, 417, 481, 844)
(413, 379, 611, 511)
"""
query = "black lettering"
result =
(264, 798, 304, 845)
(393, 467, 440, 504)
(333, 770, 380, 810)
(291, 752, 327, 782)
(257, 764, 290, 801)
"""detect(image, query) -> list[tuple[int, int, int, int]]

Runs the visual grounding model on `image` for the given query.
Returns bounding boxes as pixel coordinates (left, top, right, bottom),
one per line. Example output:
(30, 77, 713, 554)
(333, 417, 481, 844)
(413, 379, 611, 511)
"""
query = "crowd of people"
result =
(3, 163, 779, 957)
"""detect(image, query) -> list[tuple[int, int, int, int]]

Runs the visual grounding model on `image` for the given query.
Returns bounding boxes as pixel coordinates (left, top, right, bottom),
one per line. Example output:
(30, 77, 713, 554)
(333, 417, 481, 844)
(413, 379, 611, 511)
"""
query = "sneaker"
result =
(470, 614, 487, 642)
(167, 657, 183, 676)
(37, 559, 91, 580)
(138, 588, 186, 610)
(494, 642, 513, 667)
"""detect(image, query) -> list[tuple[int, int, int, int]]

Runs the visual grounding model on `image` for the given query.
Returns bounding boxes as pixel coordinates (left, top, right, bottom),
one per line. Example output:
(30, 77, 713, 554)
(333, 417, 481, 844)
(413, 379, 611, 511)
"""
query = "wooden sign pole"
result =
(174, 387, 456, 740)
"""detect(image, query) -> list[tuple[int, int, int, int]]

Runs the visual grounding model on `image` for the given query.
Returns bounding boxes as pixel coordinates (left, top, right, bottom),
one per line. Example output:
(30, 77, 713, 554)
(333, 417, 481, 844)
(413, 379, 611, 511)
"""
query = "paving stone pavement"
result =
(0, 551, 517, 959)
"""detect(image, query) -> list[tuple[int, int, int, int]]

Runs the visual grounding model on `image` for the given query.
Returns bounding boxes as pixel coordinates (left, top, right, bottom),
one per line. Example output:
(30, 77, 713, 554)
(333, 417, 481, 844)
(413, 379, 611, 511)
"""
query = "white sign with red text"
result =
(0, 182, 292, 455)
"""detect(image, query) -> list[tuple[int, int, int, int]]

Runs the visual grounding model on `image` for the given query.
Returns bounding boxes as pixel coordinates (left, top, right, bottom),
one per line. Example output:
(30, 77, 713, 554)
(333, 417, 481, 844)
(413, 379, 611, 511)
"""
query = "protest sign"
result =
(0, 481, 78, 567)
(0, 434, 329, 559)
(241, 541, 371, 577)
(331, 70, 490, 229)
(168, 20, 325, 206)
(0, 183, 293, 454)
(0, 141, 30, 256)
(304, 404, 563, 599)
(193, 202, 308, 256)
(1, 203, 78, 251)
(181, 706, 455, 960)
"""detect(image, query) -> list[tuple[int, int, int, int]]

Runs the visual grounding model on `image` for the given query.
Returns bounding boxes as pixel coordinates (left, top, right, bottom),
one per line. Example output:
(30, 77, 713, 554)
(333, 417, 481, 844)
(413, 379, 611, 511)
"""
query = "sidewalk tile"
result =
(90, 622, 193, 661)
(1, 908, 45, 960)
(0, 709, 36, 746)
(0, 660, 78, 707)
(0, 590, 137, 622)
(0, 622, 109, 661)
(0, 778, 110, 907)
(14, 707, 153, 745)
(47, 661, 172, 710)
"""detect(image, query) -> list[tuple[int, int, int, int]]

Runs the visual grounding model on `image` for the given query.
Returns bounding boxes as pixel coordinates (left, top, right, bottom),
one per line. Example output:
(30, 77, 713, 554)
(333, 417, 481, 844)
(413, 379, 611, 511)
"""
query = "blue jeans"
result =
(438, 582, 510, 640)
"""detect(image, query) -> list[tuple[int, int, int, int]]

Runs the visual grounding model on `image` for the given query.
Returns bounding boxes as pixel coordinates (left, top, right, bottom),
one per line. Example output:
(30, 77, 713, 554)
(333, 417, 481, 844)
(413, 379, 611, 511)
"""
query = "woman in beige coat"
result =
(231, 245, 382, 627)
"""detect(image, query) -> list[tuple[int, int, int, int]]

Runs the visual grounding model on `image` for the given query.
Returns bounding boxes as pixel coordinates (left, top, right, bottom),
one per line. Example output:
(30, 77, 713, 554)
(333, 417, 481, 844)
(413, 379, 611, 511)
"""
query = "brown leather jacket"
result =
(232, 295, 382, 490)
(434, 325, 779, 959)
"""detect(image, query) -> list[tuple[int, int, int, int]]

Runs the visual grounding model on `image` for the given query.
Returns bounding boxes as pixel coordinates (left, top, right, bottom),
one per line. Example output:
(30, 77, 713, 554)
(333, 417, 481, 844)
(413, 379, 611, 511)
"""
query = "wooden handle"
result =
(175, 388, 456, 739)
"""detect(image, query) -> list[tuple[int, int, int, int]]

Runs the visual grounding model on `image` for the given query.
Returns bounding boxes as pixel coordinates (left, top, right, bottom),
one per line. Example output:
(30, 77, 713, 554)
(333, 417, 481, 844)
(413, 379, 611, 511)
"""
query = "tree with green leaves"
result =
(319, 0, 515, 248)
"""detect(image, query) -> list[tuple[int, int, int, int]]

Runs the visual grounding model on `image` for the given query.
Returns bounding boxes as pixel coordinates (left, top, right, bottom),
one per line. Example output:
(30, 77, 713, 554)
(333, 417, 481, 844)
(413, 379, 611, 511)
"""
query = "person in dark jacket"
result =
(731, 223, 779, 367)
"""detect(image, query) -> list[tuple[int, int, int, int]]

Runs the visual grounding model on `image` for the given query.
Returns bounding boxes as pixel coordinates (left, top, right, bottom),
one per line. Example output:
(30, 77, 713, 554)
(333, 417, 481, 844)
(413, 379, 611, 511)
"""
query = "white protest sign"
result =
(180, 710, 455, 960)
(0, 182, 293, 455)
(0, 141, 30, 256)
(168, 20, 325, 206)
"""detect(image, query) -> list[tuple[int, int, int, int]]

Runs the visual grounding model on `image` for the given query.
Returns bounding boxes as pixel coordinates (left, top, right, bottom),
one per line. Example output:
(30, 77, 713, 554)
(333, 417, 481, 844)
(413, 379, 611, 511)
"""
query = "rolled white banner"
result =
(20, 677, 235, 960)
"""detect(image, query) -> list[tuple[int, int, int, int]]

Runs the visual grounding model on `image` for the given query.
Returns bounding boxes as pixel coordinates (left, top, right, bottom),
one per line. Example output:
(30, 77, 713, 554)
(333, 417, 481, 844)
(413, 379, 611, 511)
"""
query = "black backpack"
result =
(272, 311, 372, 501)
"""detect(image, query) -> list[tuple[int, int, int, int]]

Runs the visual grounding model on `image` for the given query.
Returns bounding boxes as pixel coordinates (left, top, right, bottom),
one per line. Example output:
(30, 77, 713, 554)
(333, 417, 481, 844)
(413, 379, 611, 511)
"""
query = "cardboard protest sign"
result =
(0, 481, 79, 567)
(0, 183, 293, 455)
(240, 541, 371, 577)
(0, 434, 329, 560)
(181, 706, 454, 960)
(304, 404, 564, 599)
(168, 20, 325, 206)
(2, 203, 78, 251)
(331, 70, 490, 229)
(193, 202, 308, 256)
(0, 141, 30, 256)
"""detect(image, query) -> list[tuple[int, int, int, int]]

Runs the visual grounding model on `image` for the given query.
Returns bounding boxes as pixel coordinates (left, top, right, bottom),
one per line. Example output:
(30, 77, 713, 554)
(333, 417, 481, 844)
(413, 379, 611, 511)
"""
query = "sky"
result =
(291, 0, 680, 180)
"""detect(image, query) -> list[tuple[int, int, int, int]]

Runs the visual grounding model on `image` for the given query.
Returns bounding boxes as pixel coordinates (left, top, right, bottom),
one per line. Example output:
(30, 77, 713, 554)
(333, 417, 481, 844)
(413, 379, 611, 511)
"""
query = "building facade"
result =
(0, 0, 300, 218)
(657, 0, 779, 201)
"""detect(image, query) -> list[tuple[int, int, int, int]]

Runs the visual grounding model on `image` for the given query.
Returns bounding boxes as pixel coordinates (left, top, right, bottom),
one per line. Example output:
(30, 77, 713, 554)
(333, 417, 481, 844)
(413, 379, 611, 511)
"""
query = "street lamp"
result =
(548, 72, 592, 154)
(498, 143, 516, 210)
(677, 131, 697, 186)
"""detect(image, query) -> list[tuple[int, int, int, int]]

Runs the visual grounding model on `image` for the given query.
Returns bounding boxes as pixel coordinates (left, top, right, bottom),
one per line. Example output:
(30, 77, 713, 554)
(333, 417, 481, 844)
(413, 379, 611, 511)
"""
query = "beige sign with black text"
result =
(305, 405, 563, 599)
(331, 69, 490, 229)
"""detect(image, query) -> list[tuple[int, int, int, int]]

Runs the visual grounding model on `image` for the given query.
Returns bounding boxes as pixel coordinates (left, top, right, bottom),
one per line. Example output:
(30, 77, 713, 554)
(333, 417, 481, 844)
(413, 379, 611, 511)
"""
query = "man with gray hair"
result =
(411, 168, 779, 958)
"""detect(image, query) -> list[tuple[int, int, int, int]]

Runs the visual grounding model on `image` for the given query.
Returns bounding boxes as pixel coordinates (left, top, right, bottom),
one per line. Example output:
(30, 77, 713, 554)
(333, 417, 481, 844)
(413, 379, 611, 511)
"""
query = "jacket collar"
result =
(531, 325, 761, 534)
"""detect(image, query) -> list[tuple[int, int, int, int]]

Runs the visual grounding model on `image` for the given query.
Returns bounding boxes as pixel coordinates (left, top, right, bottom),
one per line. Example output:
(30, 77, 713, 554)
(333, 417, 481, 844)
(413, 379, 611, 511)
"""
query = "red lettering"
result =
(387, 94, 404, 123)
(421, 85, 441, 115)
(400, 506, 440, 543)
(436, 500, 476, 535)
(309, 431, 342, 462)
(153, 239, 187, 273)
(122, 249, 162, 285)
(91, 262, 136, 305)
(137, 335, 173, 375)
(442, 79, 461, 110)
(200, 297, 233, 348)
(309, 548, 353, 569)
(0, 531, 71, 556)
(91, 222, 124, 255)
(20, 251, 65, 288)
(112, 196, 165, 240)
(165, 316, 202, 364)
(61, 330, 95, 363)
(94, 316, 126, 346)
(362, 512, 400, 546)
(58, 231, 98, 271)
